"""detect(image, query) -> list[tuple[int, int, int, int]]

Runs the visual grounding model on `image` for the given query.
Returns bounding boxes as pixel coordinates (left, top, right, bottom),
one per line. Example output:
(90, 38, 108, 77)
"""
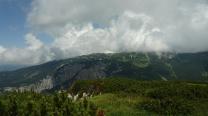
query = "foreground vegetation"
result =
(70, 78, 208, 115)
(0, 78, 207, 116)
(0, 91, 97, 116)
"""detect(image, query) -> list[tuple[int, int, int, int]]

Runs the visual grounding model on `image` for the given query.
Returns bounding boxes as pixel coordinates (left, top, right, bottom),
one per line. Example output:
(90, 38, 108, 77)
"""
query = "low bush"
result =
(0, 91, 97, 116)
(140, 97, 195, 115)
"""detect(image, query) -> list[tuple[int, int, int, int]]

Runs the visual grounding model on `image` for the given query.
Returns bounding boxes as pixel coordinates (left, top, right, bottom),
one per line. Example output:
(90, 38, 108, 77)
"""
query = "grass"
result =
(70, 78, 208, 115)
(90, 93, 208, 116)
(89, 93, 155, 116)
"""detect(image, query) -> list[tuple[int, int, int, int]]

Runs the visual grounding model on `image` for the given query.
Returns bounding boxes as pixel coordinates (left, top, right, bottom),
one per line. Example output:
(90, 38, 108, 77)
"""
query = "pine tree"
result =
(8, 98, 18, 116)
(0, 100, 5, 116)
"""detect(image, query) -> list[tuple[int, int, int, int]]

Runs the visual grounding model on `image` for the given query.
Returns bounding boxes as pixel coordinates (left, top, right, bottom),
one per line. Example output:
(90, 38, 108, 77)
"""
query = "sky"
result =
(0, 0, 29, 47)
(0, 0, 208, 65)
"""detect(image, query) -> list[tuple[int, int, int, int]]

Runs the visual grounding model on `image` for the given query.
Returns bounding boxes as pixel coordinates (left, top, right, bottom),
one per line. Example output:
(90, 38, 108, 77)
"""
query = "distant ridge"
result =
(0, 65, 26, 72)
(0, 52, 208, 92)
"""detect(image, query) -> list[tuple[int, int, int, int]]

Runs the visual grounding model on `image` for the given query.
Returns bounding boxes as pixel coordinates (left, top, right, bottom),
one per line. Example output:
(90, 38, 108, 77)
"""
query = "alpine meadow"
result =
(0, 0, 208, 116)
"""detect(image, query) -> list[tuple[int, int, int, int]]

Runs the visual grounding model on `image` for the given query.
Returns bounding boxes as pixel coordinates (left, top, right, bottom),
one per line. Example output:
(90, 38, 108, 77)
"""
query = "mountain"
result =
(0, 52, 208, 92)
(0, 65, 25, 72)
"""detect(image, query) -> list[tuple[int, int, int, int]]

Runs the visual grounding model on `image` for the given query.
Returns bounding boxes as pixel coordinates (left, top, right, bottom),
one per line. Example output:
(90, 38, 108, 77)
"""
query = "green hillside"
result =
(0, 78, 207, 116)
(0, 52, 208, 91)
(70, 78, 208, 115)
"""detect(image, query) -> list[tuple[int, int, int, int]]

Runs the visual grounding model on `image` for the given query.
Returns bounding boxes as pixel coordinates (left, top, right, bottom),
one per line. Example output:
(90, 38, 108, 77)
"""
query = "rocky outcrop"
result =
(3, 76, 53, 93)
(52, 62, 107, 89)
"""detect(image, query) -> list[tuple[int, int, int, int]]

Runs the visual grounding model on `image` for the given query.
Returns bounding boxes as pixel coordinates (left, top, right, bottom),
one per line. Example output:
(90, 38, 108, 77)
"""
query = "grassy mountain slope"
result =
(70, 78, 208, 115)
(0, 52, 208, 91)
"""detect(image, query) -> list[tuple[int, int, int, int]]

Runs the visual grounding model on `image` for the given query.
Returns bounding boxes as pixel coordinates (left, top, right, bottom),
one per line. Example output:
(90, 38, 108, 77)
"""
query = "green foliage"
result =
(0, 78, 208, 115)
(71, 78, 208, 115)
(146, 85, 208, 100)
(90, 93, 149, 116)
(0, 91, 97, 116)
(140, 98, 195, 115)
(139, 83, 208, 115)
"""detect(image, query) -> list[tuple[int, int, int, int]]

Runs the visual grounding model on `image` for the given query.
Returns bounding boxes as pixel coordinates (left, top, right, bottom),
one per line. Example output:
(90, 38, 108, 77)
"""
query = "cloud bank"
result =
(1, 0, 208, 65)
(0, 33, 53, 65)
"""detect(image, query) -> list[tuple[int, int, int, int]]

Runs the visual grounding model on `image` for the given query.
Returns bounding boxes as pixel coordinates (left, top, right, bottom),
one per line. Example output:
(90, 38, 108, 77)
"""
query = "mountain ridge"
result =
(0, 52, 208, 92)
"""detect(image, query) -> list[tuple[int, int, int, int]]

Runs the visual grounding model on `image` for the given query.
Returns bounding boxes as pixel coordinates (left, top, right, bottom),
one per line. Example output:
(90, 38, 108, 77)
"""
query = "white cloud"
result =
(25, 33, 44, 50)
(0, 46, 6, 54)
(1, 0, 208, 65)
(50, 11, 169, 59)
(0, 34, 54, 65)
(27, 0, 208, 53)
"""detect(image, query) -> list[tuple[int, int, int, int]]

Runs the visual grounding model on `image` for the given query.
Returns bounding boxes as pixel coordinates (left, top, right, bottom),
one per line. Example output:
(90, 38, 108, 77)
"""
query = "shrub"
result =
(0, 91, 98, 116)
(140, 98, 195, 115)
